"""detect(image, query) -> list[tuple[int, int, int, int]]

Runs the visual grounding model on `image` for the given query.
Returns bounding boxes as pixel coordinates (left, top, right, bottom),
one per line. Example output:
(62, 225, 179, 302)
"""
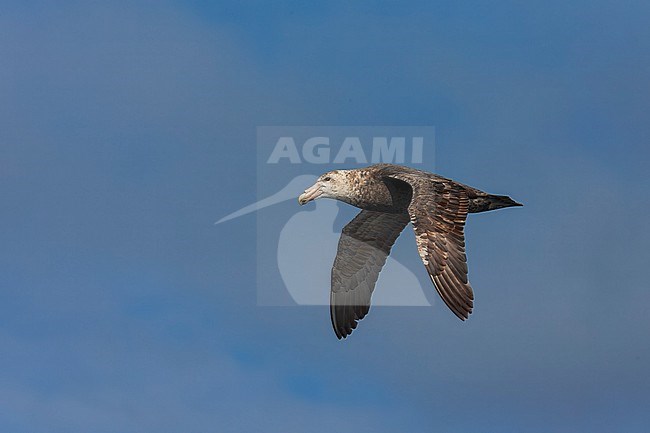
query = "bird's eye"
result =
(323, 176, 331, 182)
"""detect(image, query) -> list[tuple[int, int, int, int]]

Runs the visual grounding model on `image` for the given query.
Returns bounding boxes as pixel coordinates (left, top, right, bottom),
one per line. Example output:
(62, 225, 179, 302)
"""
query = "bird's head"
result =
(298, 170, 351, 205)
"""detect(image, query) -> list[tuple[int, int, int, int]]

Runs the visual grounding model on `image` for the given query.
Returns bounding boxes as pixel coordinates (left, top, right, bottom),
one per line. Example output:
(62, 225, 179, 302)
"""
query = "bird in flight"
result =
(298, 163, 522, 339)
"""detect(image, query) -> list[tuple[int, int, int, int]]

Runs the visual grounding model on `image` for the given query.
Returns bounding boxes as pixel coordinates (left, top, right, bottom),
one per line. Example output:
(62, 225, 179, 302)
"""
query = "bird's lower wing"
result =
(381, 169, 474, 320)
(330, 210, 410, 339)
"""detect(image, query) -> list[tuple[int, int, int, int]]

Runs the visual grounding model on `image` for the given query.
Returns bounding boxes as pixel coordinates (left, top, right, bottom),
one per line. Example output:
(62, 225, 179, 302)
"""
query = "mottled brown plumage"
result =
(298, 163, 522, 339)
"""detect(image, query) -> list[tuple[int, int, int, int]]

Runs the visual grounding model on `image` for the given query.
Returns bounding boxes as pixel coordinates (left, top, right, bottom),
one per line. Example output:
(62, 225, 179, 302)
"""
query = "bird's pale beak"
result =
(298, 182, 322, 205)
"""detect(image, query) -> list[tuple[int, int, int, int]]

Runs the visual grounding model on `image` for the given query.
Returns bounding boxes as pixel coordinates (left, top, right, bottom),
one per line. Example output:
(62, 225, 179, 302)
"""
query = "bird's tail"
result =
(488, 194, 523, 210)
(469, 194, 523, 213)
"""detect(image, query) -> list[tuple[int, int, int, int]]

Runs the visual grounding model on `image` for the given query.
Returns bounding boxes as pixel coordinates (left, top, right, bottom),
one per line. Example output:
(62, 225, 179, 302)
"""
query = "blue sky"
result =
(0, 1, 649, 432)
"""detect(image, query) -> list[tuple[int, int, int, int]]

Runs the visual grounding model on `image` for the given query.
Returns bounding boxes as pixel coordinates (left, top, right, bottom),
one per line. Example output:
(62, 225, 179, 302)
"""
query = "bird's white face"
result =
(298, 170, 350, 205)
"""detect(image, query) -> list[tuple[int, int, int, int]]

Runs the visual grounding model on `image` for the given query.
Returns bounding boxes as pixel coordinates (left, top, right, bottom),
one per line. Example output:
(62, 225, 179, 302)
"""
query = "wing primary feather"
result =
(379, 167, 475, 321)
(329, 211, 410, 338)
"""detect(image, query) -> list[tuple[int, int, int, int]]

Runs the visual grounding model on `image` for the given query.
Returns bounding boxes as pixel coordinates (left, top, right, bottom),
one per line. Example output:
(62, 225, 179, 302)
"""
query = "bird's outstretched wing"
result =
(330, 210, 410, 339)
(380, 167, 474, 320)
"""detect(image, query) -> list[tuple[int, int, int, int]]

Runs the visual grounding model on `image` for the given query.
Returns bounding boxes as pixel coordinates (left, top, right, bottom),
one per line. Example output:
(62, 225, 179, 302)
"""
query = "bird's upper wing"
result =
(380, 167, 474, 320)
(330, 210, 410, 339)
